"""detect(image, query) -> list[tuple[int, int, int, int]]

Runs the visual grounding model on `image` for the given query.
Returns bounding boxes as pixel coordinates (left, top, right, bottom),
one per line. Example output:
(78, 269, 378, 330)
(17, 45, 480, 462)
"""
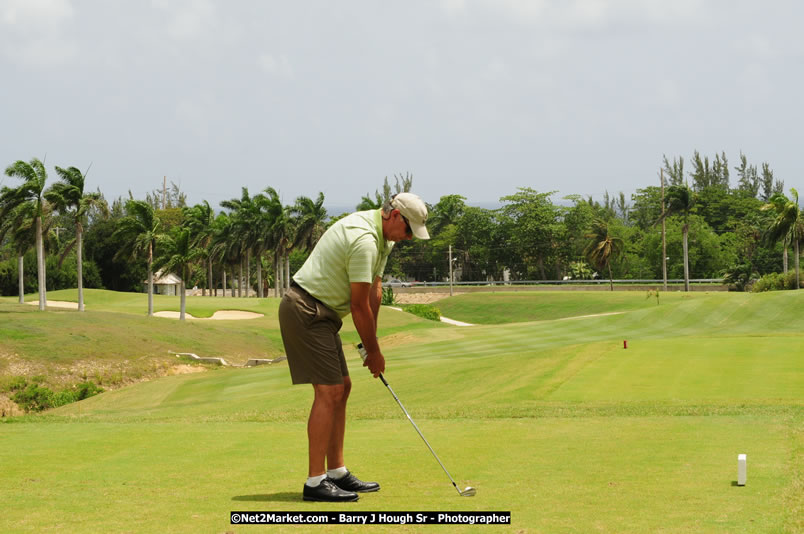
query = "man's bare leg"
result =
(326, 376, 351, 470)
(308, 383, 345, 476)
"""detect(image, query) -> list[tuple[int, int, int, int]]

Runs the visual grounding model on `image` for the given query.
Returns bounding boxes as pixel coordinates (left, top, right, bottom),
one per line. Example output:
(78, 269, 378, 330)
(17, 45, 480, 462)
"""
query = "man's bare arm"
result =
(351, 281, 385, 377)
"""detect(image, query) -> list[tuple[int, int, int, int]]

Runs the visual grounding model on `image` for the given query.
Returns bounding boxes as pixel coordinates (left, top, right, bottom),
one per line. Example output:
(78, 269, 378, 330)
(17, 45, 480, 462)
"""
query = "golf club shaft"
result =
(378, 373, 464, 495)
(357, 344, 462, 494)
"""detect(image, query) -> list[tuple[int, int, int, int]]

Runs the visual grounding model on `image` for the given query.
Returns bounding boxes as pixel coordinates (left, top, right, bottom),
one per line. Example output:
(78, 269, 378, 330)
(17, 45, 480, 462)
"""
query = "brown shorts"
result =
(278, 284, 348, 385)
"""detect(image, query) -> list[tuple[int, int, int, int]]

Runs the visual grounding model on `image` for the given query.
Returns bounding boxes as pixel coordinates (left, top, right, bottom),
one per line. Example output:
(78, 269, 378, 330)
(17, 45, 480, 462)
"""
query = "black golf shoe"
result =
(331, 471, 380, 493)
(303, 478, 359, 502)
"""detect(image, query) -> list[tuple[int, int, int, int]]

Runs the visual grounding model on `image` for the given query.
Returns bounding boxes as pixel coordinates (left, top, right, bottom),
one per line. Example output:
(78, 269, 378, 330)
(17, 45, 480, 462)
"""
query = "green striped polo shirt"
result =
(293, 209, 394, 318)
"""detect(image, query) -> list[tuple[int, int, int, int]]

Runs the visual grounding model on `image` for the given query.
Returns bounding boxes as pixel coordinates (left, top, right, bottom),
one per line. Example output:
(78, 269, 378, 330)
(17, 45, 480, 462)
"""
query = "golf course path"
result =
(387, 306, 474, 326)
(154, 310, 264, 320)
(439, 316, 474, 326)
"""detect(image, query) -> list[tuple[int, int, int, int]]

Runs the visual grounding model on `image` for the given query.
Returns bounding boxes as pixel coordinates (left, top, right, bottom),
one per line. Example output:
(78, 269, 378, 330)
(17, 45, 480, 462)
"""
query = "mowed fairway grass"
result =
(0, 289, 802, 533)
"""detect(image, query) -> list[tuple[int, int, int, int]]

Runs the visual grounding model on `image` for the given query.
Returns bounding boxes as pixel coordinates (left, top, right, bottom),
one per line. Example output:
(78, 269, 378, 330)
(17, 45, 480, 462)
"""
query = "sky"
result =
(1, 0, 802, 212)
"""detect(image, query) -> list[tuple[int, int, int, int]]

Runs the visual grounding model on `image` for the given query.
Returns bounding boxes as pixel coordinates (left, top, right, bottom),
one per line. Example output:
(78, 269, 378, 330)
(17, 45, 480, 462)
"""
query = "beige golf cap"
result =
(391, 193, 430, 240)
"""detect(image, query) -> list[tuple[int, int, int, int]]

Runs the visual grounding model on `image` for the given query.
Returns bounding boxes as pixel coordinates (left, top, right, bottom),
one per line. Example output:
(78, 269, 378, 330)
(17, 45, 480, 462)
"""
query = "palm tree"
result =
(0, 203, 36, 303)
(210, 212, 239, 297)
(262, 187, 293, 296)
(183, 201, 215, 296)
(657, 185, 696, 292)
(113, 200, 162, 316)
(291, 192, 327, 253)
(584, 219, 624, 291)
(153, 227, 203, 320)
(762, 189, 803, 289)
(45, 166, 102, 311)
(221, 188, 261, 297)
(2, 158, 49, 310)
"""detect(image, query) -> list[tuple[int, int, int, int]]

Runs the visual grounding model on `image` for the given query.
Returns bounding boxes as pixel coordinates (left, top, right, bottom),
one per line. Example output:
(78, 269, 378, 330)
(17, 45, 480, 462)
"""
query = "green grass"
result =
(0, 288, 438, 387)
(0, 289, 802, 532)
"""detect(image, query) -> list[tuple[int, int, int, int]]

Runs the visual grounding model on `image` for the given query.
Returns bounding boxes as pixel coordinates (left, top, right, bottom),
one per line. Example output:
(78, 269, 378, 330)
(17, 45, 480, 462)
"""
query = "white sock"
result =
(327, 466, 348, 480)
(306, 474, 327, 487)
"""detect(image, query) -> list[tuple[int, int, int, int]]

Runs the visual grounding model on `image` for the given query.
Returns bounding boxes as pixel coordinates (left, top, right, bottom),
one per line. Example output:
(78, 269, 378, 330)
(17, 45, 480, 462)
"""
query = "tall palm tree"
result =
(762, 189, 803, 289)
(657, 185, 696, 292)
(221, 188, 261, 297)
(2, 158, 49, 310)
(0, 202, 36, 303)
(262, 187, 293, 296)
(584, 219, 624, 291)
(291, 192, 328, 253)
(210, 212, 239, 297)
(45, 166, 102, 312)
(183, 201, 215, 296)
(153, 227, 203, 320)
(113, 200, 162, 316)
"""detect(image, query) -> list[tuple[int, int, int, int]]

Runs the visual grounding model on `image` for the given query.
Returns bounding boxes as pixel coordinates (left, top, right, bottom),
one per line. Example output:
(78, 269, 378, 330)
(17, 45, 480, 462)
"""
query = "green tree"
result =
(499, 188, 562, 280)
(113, 200, 162, 315)
(584, 219, 624, 291)
(2, 158, 50, 310)
(261, 187, 294, 296)
(662, 155, 685, 186)
(153, 227, 203, 320)
(210, 212, 240, 297)
(735, 152, 760, 198)
(182, 201, 216, 296)
(0, 202, 36, 302)
(356, 173, 413, 211)
(761, 189, 803, 289)
(658, 185, 696, 291)
(45, 166, 103, 311)
(429, 194, 467, 236)
(291, 192, 328, 253)
(221, 188, 262, 297)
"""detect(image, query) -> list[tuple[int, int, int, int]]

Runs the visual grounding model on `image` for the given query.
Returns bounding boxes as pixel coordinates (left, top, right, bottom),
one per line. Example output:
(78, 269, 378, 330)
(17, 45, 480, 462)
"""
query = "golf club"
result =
(357, 344, 476, 497)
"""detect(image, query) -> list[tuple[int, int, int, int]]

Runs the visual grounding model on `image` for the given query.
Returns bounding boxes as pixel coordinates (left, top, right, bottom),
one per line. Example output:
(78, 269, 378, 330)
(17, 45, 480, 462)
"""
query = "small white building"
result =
(144, 270, 182, 296)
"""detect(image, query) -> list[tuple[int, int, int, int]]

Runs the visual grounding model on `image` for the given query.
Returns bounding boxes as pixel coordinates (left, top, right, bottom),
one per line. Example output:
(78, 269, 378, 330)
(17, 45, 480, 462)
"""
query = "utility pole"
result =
(448, 245, 454, 297)
(162, 176, 167, 210)
(661, 168, 668, 291)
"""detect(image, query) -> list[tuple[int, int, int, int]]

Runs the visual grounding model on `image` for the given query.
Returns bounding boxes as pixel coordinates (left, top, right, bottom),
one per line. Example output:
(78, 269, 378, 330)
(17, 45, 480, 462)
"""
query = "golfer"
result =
(278, 192, 430, 502)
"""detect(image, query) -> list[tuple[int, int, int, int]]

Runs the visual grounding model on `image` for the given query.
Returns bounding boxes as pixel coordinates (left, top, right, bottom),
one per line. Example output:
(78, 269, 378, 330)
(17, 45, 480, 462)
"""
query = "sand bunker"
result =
(154, 310, 263, 320)
(25, 300, 79, 309)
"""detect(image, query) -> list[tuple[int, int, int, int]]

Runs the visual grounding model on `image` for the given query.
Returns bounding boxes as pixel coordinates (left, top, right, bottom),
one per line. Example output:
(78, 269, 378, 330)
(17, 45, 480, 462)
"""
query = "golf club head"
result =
(460, 486, 477, 497)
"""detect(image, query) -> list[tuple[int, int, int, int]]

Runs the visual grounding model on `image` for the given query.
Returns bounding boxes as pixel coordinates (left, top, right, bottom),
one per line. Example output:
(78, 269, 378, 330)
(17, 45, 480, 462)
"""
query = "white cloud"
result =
(151, 0, 216, 41)
(0, 0, 74, 27)
(175, 91, 217, 140)
(445, 0, 705, 29)
(257, 53, 293, 79)
(0, 0, 76, 67)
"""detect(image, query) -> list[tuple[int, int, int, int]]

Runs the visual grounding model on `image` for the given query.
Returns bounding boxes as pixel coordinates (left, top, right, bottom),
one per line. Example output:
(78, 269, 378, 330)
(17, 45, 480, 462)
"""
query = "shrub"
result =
(752, 272, 786, 293)
(381, 286, 396, 305)
(401, 303, 441, 321)
(11, 383, 55, 412)
(783, 270, 802, 290)
(7, 378, 104, 412)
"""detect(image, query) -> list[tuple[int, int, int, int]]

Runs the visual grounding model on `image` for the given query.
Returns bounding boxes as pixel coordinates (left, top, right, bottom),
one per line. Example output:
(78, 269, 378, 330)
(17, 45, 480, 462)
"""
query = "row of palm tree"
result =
(1, 158, 101, 311)
(111, 187, 327, 319)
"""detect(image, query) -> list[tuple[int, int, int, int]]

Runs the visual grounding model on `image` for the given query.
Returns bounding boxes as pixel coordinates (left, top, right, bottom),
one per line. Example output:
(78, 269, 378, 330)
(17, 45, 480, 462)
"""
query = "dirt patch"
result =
(0, 394, 23, 417)
(166, 364, 207, 375)
(393, 292, 457, 305)
(25, 300, 78, 309)
(208, 310, 263, 320)
(378, 332, 420, 350)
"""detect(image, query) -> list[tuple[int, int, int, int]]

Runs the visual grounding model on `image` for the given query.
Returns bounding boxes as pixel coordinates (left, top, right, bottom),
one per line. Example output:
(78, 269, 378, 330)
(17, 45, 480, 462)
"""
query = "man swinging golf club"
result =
(278, 192, 430, 502)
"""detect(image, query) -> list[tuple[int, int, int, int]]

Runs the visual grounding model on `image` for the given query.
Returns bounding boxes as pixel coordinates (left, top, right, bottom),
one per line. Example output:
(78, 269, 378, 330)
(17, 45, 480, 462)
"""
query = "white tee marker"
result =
(737, 454, 747, 486)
